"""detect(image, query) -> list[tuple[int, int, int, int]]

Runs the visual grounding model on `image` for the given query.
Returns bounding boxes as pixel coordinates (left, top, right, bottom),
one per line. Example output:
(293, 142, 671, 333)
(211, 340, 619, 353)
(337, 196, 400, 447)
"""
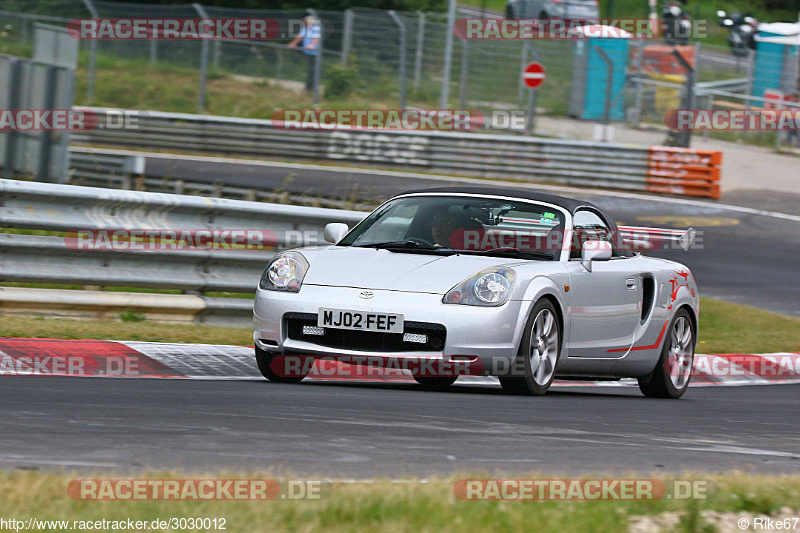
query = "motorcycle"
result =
(662, 1, 692, 45)
(717, 10, 758, 57)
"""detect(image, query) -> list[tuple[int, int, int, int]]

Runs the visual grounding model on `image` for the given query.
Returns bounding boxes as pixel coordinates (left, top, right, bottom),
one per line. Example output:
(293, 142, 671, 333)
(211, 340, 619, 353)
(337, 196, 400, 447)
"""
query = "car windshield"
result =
(338, 195, 566, 260)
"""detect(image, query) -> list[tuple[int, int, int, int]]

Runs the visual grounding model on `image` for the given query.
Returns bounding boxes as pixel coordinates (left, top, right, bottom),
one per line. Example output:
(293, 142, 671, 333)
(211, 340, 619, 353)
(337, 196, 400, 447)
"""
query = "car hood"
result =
(298, 246, 522, 294)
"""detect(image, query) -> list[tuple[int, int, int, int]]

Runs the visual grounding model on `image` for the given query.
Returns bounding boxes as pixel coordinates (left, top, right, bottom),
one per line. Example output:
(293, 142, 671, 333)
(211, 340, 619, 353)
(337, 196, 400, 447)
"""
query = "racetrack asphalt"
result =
(142, 154, 800, 316)
(1, 376, 798, 476)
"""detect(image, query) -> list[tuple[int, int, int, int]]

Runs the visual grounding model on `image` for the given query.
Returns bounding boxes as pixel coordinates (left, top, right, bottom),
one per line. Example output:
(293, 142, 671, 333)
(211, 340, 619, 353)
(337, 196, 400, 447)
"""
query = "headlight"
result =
(443, 268, 516, 306)
(259, 252, 309, 292)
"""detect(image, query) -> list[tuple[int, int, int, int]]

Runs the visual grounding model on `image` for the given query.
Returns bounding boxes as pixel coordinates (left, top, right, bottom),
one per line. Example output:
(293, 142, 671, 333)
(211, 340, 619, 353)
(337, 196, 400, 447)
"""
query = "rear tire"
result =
(413, 375, 457, 389)
(255, 346, 309, 383)
(500, 299, 560, 396)
(638, 309, 695, 399)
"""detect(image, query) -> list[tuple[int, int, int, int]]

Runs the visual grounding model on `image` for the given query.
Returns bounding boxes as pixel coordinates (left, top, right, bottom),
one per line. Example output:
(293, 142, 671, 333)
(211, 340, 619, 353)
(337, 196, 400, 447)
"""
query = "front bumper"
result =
(253, 284, 524, 368)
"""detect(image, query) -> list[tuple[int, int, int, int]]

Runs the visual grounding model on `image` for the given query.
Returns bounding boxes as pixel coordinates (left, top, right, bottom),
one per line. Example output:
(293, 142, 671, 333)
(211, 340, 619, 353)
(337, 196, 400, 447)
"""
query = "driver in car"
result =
(431, 210, 483, 248)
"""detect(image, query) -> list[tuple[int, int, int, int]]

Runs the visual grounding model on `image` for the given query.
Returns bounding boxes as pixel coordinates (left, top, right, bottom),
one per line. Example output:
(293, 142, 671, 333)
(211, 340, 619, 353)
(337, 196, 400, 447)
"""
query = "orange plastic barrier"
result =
(645, 146, 722, 199)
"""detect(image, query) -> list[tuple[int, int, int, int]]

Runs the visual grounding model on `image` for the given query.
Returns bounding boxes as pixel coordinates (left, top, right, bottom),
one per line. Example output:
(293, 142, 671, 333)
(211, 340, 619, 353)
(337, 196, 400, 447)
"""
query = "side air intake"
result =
(641, 276, 655, 324)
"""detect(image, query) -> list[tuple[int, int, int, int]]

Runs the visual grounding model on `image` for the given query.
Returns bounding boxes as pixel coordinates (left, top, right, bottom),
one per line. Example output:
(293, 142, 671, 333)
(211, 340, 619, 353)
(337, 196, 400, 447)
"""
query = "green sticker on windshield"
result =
(543, 212, 555, 219)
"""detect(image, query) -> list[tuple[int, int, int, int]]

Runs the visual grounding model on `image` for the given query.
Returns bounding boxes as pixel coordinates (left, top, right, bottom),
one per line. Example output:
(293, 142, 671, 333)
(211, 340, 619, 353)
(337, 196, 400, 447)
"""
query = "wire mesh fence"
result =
(1, 0, 797, 149)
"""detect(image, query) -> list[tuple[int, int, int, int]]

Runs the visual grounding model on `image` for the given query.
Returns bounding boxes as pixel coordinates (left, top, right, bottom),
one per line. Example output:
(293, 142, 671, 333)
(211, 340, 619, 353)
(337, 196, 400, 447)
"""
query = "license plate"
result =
(318, 308, 404, 334)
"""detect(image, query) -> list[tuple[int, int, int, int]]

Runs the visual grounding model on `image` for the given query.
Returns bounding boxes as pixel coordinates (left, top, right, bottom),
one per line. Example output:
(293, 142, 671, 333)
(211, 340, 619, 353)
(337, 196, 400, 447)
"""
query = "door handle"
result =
(626, 278, 638, 291)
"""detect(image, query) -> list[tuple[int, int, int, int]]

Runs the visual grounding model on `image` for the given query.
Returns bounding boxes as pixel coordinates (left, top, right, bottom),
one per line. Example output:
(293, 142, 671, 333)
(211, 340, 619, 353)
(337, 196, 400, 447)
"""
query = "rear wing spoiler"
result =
(617, 226, 697, 252)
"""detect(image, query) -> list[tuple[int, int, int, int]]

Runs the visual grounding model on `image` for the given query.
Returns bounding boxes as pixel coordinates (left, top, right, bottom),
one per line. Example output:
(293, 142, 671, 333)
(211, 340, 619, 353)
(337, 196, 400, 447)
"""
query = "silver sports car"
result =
(253, 187, 699, 398)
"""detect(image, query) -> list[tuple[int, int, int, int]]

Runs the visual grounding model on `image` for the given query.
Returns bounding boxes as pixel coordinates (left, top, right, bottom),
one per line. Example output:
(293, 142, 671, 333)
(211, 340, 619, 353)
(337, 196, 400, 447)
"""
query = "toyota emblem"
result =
(359, 291, 374, 299)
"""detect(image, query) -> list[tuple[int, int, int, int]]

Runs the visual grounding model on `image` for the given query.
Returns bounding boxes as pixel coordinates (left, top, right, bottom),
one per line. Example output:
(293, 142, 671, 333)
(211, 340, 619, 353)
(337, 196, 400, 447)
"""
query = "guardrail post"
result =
(81, 0, 98, 103)
(341, 9, 353, 65)
(122, 155, 145, 190)
(413, 12, 425, 91)
(388, 11, 407, 109)
(193, 3, 211, 113)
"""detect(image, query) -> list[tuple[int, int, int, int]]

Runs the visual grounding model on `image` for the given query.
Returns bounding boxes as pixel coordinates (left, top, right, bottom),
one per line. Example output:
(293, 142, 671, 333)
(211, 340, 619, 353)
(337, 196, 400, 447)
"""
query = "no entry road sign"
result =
(523, 62, 546, 89)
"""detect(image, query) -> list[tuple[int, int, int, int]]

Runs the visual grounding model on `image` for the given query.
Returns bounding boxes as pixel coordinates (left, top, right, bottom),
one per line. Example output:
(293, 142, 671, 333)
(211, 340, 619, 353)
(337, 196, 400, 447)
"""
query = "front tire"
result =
(638, 309, 695, 399)
(500, 299, 560, 396)
(255, 346, 309, 383)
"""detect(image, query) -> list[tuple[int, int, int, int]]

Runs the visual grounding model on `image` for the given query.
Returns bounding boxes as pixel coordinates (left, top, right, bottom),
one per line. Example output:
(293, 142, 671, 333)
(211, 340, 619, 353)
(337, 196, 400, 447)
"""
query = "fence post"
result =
(517, 42, 528, 107)
(81, 0, 98, 103)
(459, 39, 468, 110)
(20, 14, 30, 45)
(276, 45, 284, 81)
(3, 58, 21, 180)
(672, 47, 695, 148)
(193, 3, 211, 113)
(388, 11, 407, 109)
(524, 42, 540, 135)
(341, 9, 353, 65)
(309, 9, 323, 109)
(594, 46, 614, 124)
(149, 40, 157, 63)
(38, 66, 58, 182)
(413, 12, 425, 91)
(440, 0, 457, 109)
(212, 41, 220, 69)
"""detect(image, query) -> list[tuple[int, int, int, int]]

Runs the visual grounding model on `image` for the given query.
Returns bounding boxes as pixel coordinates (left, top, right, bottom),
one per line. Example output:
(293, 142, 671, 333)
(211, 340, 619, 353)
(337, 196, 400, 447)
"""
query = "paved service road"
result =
(1, 377, 798, 476)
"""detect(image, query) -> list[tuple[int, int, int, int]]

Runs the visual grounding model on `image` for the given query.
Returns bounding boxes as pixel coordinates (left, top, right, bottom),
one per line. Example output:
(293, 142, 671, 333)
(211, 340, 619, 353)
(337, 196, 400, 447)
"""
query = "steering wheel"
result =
(407, 237, 434, 246)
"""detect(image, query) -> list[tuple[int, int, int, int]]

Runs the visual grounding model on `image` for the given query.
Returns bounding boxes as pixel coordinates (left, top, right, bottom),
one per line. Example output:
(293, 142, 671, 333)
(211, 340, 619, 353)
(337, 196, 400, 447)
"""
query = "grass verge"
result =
(0, 297, 798, 354)
(0, 471, 798, 532)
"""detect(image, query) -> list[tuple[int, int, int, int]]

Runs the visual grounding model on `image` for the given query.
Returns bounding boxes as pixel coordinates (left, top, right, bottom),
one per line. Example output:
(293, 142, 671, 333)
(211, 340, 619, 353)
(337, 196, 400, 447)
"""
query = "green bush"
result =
(324, 62, 360, 99)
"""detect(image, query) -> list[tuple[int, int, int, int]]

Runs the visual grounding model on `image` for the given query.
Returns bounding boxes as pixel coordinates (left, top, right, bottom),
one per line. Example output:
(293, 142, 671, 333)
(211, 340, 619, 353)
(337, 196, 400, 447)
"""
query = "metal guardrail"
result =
(71, 107, 723, 199)
(695, 78, 749, 96)
(0, 178, 694, 323)
(0, 178, 364, 294)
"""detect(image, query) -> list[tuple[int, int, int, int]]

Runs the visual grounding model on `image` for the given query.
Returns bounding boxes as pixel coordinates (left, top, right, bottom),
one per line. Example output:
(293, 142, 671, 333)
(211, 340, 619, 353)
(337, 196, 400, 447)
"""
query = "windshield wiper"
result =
(457, 247, 555, 260)
(353, 240, 439, 251)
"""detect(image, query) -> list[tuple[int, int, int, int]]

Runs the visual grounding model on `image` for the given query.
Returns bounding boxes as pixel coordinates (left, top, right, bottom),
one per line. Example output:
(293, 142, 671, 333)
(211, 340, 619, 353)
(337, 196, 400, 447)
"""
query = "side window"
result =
(570, 209, 615, 259)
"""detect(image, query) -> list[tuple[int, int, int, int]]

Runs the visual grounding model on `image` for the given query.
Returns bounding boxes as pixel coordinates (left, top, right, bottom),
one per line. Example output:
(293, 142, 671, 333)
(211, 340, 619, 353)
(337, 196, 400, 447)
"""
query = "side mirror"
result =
(323, 223, 349, 244)
(581, 240, 612, 272)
